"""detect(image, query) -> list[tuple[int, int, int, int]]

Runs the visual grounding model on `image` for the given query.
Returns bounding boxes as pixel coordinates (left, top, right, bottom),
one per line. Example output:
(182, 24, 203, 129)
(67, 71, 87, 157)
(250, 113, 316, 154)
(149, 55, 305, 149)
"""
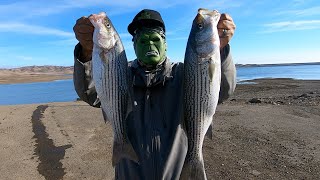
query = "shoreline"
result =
(1, 78, 319, 106)
(0, 74, 72, 85)
(1, 73, 319, 85)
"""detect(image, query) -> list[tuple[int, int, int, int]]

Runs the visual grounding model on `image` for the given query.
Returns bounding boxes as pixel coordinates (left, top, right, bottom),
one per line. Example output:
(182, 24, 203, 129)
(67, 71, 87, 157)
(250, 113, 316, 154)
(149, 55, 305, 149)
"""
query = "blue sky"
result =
(0, 0, 319, 68)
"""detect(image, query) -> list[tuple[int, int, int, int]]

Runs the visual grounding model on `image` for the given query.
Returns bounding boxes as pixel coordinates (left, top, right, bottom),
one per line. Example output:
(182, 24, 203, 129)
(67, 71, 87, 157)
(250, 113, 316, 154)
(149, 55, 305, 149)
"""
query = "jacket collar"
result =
(131, 58, 173, 88)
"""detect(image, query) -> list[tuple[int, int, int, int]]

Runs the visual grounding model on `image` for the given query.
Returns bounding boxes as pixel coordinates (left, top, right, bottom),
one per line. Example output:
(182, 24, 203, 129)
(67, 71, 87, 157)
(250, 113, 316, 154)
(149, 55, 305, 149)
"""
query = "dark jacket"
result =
(73, 43, 236, 180)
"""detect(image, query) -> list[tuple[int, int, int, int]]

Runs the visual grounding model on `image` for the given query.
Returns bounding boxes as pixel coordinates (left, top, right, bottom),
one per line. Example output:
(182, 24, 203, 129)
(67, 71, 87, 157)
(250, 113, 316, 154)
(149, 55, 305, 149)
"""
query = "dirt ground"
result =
(205, 78, 320, 179)
(0, 78, 319, 179)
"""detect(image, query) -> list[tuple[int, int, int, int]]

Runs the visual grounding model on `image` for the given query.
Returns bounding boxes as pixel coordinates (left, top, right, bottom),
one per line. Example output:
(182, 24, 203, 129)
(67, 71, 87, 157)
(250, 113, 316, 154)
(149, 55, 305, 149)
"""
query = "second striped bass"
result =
(181, 9, 221, 180)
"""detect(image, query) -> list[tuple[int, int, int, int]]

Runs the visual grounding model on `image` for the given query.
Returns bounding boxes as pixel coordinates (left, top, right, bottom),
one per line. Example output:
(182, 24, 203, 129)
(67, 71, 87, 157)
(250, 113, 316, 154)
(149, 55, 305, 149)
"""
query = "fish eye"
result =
(106, 23, 111, 28)
(198, 23, 203, 29)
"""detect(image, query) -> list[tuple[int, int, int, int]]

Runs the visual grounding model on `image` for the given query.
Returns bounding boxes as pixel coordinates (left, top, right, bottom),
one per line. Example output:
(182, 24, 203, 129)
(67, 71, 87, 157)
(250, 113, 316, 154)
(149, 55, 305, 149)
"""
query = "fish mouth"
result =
(145, 51, 159, 56)
(198, 8, 219, 16)
(197, 9, 220, 24)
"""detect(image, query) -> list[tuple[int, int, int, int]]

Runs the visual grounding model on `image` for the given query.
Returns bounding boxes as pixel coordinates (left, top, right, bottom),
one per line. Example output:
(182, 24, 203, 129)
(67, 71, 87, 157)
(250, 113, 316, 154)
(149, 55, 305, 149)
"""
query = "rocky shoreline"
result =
(227, 78, 320, 106)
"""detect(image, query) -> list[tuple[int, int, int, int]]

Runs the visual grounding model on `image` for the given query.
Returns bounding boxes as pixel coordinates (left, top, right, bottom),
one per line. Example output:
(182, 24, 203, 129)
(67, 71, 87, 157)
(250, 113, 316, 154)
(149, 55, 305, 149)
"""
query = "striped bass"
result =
(89, 12, 138, 166)
(181, 9, 221, 180)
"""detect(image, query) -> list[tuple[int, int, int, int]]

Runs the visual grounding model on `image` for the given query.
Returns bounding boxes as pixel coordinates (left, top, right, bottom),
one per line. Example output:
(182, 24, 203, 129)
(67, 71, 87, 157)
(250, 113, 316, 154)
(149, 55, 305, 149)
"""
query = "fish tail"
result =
(205, 123, 213, 140)
(112, 140, 139, 166)
(180, 158, 207, 180)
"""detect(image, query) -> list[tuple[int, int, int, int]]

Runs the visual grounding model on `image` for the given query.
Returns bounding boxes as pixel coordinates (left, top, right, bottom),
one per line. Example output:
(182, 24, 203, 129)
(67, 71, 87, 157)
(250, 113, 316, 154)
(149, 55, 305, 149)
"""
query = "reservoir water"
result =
(0, 64, 319, 105)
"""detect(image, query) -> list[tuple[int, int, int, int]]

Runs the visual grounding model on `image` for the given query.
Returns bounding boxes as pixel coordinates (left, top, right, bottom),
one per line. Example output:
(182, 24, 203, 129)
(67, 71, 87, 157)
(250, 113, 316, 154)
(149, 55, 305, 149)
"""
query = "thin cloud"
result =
(274, 6, 320, 17)
(0, 0, 200, 20)
(45, 38, 78, 46)
(0, 23, 73, 37)
(65, 0, 201, 10)
(15, 55, 33, 61)
(261, 20, 320, 33)
(293, 0, 308, 6)
(167, 0, 242, 36)
(0, 1, 71, 19)
(200, 0, 243, 11)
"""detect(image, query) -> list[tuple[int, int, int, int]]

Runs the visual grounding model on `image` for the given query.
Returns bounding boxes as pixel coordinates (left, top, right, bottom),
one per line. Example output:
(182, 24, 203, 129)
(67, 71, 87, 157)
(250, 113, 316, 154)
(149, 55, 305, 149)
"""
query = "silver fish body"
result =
(89, 12, 138, 166)
(181, 9, 221, 180)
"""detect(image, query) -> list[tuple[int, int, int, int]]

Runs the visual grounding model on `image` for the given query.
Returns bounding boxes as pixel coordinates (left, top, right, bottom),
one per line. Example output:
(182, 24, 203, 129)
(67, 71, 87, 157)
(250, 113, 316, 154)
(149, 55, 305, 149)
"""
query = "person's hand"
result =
(73, 16, 94, 62)
(217, 13, 236, 49)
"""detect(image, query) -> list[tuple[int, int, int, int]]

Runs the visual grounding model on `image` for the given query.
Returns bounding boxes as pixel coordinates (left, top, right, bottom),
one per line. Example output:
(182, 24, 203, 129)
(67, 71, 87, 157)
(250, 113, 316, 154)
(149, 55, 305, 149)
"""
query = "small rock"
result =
(251, 170, 261, 176)
(249, 98, 262, 103)
(299, 93, 309, 98)
(276, 101, 284, 104)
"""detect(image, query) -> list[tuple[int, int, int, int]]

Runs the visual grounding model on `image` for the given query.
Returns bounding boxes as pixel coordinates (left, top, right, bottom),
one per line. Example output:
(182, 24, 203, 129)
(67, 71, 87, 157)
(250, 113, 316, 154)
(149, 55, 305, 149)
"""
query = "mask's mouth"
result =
(145, 51, 159, 56)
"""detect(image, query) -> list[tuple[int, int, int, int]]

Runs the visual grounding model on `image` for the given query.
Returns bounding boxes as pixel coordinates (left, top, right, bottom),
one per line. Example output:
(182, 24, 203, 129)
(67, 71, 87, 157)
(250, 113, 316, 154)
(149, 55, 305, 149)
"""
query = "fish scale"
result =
(181, 9, 221, 180)
(89, 12, 138, 167)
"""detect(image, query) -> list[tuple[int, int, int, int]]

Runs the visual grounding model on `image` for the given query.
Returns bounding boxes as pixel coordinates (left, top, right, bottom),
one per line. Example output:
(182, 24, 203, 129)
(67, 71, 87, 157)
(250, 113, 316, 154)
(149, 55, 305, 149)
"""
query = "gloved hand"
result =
(73, 16, 94, 62)
(218, 13, 236, 49)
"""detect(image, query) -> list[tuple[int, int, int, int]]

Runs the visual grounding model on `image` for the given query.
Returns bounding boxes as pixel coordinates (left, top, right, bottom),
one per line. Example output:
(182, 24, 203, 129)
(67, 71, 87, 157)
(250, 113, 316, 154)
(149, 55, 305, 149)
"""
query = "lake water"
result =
(0, 79, 77, 105)
(0, 64, 319, 105)
(237, 64, 320, 82)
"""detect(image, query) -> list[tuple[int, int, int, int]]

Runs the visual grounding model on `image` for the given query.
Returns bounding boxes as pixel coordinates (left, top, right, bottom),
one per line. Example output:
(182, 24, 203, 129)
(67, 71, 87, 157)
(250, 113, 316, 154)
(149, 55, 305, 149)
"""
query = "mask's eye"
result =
(140, 40, 146, 44)
(151, 37, 160, 42)
(198, 23, 203, 29)
(106, 23, 111, 28)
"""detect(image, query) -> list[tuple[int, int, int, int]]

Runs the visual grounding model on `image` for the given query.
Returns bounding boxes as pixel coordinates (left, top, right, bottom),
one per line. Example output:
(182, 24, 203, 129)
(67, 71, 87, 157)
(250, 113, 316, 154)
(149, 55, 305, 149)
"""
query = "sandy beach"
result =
(0, 78, 320, 179)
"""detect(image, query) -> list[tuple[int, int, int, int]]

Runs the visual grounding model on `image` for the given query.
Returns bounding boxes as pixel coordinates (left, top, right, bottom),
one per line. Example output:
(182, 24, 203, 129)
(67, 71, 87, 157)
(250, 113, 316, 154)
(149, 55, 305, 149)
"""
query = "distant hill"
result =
(0, 65, 74, 84)
(236, 62, 320, 68)
(0, 65, 74, 74)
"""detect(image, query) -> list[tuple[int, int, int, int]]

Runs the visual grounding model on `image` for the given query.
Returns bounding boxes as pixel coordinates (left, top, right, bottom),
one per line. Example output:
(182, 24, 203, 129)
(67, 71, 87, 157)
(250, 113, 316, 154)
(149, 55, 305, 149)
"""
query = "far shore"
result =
(1, 62, 320, 84)
(0, 65, 73, 84)
(0, 73, 72, 84)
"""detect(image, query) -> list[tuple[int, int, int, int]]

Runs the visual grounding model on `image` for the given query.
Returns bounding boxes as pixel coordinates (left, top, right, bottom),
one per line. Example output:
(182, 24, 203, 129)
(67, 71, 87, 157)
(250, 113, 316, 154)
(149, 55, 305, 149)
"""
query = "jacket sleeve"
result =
(218, 44, 237, 103)
(73, 43, 101, 108)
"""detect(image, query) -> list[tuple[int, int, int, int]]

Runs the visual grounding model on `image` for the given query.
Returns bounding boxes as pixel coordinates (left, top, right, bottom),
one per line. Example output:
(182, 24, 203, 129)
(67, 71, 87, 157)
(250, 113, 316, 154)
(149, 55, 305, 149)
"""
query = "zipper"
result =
(145, 88, 156, 179)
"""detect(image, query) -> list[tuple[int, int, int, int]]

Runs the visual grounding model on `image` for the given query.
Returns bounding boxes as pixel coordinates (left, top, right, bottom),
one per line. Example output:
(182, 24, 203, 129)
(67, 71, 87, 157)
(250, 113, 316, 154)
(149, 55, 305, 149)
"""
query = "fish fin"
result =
(99, 51, 108, 62)
(112, 141, 139, 166)
(208, 62, 215, 82)
(180, 159, 207, 180)
(205, 122, 213, 140)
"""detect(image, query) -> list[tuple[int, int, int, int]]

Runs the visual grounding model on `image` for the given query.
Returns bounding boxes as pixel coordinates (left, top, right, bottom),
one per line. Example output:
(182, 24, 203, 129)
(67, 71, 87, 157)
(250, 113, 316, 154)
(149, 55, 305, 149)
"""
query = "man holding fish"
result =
(73, 8, 236, 180)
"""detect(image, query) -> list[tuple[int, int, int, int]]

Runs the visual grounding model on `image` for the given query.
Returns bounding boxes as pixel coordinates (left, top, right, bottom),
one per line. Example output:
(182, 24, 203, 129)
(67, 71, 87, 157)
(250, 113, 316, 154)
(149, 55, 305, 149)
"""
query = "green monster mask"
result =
(134, 28, 167, 66)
